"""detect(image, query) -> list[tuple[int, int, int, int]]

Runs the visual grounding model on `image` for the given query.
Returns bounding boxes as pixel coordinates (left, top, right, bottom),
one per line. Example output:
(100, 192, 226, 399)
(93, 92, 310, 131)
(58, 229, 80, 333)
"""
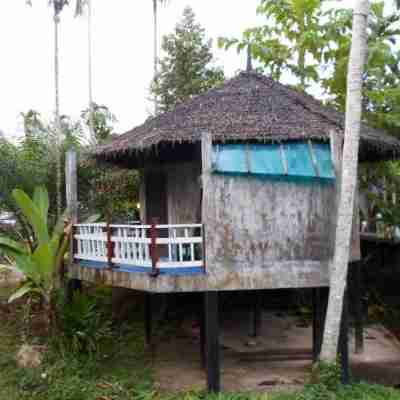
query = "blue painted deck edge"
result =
(75, 260, 206, 276)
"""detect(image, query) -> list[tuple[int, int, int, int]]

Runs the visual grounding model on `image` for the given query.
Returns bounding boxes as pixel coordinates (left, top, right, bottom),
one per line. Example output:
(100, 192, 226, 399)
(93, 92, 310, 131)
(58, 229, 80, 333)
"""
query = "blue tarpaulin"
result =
(212, 141, 335, 182)
(250, 144, 285, 175)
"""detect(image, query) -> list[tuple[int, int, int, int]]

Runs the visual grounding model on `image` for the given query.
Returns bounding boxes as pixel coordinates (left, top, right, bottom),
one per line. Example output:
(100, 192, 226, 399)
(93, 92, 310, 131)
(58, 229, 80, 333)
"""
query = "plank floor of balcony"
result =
(75, 259, 205, 276)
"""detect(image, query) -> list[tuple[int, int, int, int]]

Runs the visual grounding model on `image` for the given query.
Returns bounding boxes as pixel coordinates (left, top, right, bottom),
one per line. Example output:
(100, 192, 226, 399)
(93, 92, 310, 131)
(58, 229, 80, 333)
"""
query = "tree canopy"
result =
(81, 103, 117, 144)
(151, 6, 225, 113)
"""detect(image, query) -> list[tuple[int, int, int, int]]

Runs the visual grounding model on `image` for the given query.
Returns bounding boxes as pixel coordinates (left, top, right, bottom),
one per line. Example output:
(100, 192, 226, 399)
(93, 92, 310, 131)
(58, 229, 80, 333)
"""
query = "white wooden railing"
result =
(73, 223, 203, 270)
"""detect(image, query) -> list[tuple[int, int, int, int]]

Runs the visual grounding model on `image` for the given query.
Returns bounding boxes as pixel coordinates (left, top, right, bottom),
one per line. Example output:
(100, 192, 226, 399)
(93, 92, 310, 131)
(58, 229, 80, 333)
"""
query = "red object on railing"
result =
(106, 221, 114, 268)
(202, 224, 206, 273)
(149, 218, 159, 277)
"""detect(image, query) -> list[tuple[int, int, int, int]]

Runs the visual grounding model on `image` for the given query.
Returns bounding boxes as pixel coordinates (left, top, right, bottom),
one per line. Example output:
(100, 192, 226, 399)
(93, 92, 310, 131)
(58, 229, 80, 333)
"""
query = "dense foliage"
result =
(0, 111, 80, 223)
(81, 103, 117, 144)
(0, 105, 140, 226)
(151, 6, 225, 113)
(78, 160, 139, 222)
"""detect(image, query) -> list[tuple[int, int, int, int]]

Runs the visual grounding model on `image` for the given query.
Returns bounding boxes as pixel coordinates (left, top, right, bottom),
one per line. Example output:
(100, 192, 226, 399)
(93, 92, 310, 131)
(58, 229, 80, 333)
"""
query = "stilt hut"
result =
(67, 71, 400, 391)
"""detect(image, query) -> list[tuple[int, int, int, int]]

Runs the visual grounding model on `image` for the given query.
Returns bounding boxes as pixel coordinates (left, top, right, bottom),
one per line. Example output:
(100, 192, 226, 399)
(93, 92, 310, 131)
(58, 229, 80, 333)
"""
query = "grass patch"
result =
(1, 291, 400, 400)
(0, 296, 153, 400)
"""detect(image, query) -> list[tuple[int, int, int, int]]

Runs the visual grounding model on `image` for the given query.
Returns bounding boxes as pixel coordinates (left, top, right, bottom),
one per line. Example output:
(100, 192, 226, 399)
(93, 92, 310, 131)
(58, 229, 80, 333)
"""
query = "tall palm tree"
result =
(52, 0, 68, 220)
(76, 0, 169, 119)
(320, 0, 370, 362)
(26, 0, 69, 218)
(153, 0, 169, 115)
(75, 0, 95, 144)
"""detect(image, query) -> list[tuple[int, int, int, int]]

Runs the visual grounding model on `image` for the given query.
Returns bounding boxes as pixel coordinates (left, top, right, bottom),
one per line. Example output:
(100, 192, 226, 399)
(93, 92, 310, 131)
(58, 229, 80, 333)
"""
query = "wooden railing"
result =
(73, 223, 203, 272)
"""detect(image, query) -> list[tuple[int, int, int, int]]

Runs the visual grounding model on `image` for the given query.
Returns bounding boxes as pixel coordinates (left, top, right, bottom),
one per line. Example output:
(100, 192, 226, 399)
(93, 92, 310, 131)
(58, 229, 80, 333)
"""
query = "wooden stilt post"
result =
(252, 290, 262, 338)
(312, 288, 321, 362)
(354, 261, 364, 354)
(314, 287, 329, 361)
(205, 291, 220, 393)
(65, 150, 81, 301)
(339, 289, 350, 384)
(200, 292, 206, 369)
(145, 292, 152, 348)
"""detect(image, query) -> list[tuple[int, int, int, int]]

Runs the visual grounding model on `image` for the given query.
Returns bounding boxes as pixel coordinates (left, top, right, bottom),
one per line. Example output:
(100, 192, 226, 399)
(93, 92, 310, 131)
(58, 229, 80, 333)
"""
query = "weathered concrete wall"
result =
(209, 177, 336, 262)
(202, 175, 335, 288)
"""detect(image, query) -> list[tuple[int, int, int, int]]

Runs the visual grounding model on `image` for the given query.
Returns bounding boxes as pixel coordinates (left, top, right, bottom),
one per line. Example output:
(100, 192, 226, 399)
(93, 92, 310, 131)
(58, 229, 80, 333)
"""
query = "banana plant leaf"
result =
(12, 189, 49, 245)
(0, 237, 29, 258)
(32, 242, 55, 285)
(49, 211, 68, 256)
(13, 253, 42, 287)
(33, 186, 49, 228)
(8, 283, 42, 304)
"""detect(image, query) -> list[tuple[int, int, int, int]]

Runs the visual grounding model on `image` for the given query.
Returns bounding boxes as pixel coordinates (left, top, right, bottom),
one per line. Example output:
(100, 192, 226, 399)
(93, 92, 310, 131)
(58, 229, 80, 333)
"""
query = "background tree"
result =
(81, 103, 117, 144)
(323, 2, 400, 126)
(320, 0, 370, 362)
(219, 0, 329, 90)
(151, 6, 225, 113)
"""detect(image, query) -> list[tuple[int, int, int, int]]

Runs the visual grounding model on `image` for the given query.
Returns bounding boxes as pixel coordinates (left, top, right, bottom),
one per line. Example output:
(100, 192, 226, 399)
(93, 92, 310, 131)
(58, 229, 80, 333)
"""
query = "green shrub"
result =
(56, 291, 113, 356)
(317, 362, 341, 392)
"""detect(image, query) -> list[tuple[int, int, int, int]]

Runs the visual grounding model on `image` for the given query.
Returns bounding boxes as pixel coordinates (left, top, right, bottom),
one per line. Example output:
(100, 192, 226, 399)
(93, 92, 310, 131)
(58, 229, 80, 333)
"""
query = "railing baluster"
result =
(179, 243, 183, 262)
(124, 228, 128, 259)
(83, 228, 88, 255)
(138, 228, 143, 263)
(190, 243, 195, 261)
(144, 230, 150, 262)
(173, 228, 177, 261)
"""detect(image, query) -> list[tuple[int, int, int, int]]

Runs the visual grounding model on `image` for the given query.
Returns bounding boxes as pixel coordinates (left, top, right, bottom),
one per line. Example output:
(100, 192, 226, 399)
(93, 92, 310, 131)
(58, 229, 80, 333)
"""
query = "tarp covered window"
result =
(212, 141, 335, 182)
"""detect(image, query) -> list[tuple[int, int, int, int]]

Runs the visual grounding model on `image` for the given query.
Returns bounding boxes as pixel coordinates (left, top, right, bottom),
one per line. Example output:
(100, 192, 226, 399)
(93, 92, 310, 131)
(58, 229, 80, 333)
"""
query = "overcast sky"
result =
(0, 0, 358, 141)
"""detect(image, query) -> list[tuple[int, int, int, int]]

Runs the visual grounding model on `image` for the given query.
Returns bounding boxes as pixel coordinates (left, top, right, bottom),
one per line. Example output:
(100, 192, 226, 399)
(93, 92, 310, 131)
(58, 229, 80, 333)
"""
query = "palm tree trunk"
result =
(153, 0, 158, 114)
(54, 13, 62, 219)
(320, 0, 370, 362)
(87, 0, 95, 144)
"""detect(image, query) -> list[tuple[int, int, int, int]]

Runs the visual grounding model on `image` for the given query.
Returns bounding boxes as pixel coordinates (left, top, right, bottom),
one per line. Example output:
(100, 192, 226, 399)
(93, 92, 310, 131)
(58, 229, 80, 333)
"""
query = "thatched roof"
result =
(96, 71, 400, 162)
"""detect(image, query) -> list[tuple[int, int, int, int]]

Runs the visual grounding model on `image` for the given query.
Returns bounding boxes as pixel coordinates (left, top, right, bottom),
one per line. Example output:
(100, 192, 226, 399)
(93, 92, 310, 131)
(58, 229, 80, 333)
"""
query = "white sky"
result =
(0, 0, 358, 141)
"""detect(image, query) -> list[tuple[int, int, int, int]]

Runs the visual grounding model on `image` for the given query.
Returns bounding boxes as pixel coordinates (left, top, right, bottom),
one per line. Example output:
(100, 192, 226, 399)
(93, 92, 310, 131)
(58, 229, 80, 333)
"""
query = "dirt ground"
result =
(153, 311, 400, 392)
(0, 265, 23, 288)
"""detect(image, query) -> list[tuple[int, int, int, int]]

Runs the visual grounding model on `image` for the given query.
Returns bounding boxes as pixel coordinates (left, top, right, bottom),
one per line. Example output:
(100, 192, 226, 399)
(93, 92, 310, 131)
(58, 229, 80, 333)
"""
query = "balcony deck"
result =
(72, 223, 205, 276)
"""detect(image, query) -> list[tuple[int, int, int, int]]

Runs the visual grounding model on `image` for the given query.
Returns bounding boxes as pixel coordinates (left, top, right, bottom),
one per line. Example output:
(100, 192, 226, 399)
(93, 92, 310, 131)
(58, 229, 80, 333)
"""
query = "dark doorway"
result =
(145, 170, 168, 224)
